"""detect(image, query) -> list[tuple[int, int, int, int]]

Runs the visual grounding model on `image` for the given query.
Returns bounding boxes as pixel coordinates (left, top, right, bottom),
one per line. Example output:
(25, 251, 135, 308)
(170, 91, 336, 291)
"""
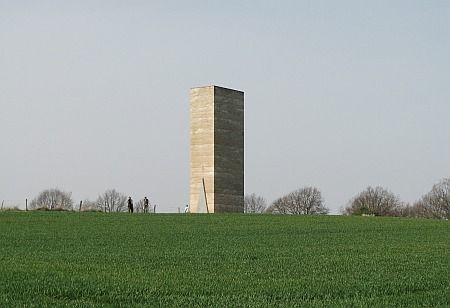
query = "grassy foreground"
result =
(0, 212, 449, 307)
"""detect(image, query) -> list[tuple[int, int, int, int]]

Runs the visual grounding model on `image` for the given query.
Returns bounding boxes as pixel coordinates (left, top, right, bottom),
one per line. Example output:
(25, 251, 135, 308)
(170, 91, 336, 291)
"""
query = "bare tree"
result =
(266, 195, 290, 214)
(414, 179, 450, 219)
(405, 200, 433, 218)
(244, 193, 267, 213)
(96, 189, 127, 213)
(30, 188, 73, 210)
(393, 203, 416, 218)
(343, 186, 403, 216)
(267, 187, 329, 215)
(134, 198, 148, 213)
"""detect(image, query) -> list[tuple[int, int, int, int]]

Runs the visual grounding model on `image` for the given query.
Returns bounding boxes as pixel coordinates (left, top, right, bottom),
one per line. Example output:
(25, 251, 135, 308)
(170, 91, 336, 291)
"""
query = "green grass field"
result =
(0, 212, 449, 307)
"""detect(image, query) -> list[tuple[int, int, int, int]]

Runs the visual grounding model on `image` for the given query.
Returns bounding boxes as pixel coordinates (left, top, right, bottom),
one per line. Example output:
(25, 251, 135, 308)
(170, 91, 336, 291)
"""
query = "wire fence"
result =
(0, 199, 186, 213)
(1, 199, 28, 211)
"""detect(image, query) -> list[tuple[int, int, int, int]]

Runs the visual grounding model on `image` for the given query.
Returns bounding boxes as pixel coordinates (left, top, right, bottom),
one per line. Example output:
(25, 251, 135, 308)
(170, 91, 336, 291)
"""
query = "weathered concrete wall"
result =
(213, 87, 244, 212)
(190, 86, 215, 213)
(189, 85, 244, 213)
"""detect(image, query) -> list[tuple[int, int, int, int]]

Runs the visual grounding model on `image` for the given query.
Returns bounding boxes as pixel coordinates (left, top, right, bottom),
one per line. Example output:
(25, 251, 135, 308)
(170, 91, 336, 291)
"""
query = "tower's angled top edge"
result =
(190, 85, 244, 93)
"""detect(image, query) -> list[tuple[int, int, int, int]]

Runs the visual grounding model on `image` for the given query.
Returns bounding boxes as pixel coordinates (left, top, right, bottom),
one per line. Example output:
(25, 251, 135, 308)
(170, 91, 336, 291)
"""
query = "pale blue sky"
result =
(1, 1, 449, 212)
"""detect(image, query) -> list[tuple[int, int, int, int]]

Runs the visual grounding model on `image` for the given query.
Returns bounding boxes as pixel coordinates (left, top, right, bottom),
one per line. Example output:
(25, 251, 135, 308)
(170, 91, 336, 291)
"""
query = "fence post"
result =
(26, 199, 28, 211)
(79, 200, 82, 212)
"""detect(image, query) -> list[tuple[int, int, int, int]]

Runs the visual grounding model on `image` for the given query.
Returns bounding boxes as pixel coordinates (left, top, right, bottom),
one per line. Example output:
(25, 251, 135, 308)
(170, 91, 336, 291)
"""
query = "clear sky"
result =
(1, 1, 449, 213)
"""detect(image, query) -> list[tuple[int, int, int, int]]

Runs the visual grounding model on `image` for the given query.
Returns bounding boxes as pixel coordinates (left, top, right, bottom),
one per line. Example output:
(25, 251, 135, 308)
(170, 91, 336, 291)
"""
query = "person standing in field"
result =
(127, 197, 133, 213)
(143, 196, 149, 213)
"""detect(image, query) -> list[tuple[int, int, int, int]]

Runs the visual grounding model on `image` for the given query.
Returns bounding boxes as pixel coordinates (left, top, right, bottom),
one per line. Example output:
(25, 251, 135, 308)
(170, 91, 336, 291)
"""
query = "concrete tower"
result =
(190, 85, 244, 213)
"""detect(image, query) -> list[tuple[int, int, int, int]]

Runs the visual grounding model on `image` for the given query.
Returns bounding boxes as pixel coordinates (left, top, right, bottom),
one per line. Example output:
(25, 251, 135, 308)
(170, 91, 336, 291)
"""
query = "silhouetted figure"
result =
(184, 204, 189, 213)
(127, 197, 133, 213)
(143, 197, 149, 213)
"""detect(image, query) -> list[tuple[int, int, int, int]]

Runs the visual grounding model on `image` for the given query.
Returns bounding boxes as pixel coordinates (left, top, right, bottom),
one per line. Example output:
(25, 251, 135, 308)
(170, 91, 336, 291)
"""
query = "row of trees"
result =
(245, 178, 450, 219)
(28, 178, 449, 219)
(342, 179, 450, 219)
(267, 187, 329, 214)
(244, 187, 329, 214)
(29, 189, 152, 213)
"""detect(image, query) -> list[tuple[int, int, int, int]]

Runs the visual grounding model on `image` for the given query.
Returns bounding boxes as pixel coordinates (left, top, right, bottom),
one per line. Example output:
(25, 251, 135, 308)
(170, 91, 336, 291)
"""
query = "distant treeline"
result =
(247, 178, 449, 219)
(3, 178, 449, 219)
(23, 188, 152, 213)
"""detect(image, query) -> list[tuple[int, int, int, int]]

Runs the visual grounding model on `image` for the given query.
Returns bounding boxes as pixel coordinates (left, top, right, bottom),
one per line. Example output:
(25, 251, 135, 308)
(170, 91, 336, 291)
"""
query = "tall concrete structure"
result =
(190, 85, 244, 213)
